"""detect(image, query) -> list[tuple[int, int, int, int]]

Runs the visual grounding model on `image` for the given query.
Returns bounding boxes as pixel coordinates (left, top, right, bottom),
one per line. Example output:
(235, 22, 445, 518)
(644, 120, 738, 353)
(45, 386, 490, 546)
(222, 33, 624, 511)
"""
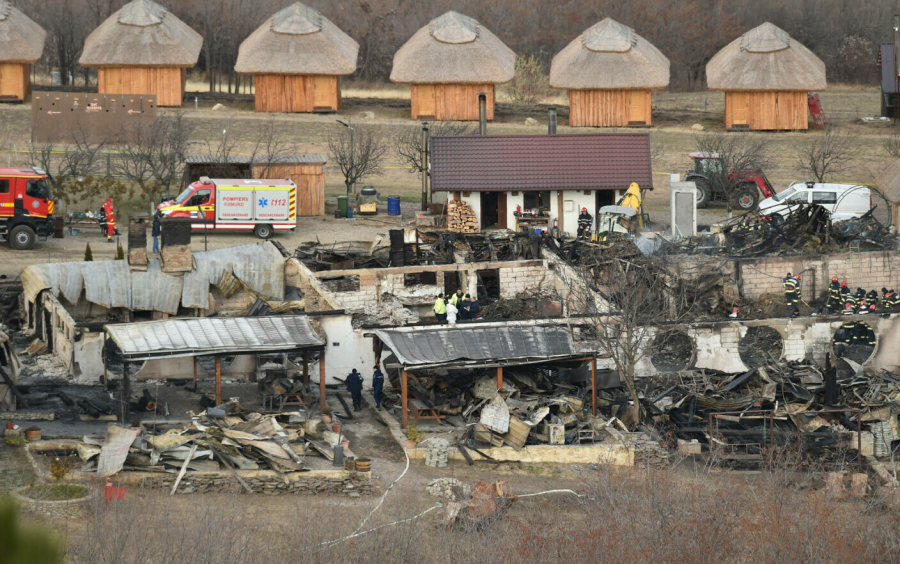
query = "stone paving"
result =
(0, 443, 35, 494)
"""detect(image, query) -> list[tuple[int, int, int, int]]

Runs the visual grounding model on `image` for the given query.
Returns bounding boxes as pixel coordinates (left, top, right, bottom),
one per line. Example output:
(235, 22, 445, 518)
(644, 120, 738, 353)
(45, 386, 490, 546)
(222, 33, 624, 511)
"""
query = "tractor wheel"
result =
(735, 186, 760, 211)
(693, 178, 712, 209)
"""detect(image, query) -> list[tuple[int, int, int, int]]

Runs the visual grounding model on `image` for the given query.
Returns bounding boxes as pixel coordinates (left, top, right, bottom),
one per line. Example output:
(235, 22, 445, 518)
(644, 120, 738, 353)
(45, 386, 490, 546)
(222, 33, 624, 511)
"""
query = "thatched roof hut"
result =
(0, 1, 46, 101)
(550, 18, 668, 127)
(390, 11, 516, 120)
(79, 0, 203, 106)
(706, 22, 826, 130)
(235, 2, 358, 113)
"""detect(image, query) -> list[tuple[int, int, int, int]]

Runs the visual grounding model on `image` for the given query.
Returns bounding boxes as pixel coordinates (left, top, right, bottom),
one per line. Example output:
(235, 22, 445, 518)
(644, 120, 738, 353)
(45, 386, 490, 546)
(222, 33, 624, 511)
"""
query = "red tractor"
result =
(684, 152, 775, 211)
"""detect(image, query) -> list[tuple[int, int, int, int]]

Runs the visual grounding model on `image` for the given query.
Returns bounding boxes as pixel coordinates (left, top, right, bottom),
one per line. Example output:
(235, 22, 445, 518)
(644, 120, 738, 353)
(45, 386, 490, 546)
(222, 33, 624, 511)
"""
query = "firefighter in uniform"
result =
(883, 288, 899, 311)
(861, 323, 877, 347)
(855, 288, 868, 314)
(865, 289, 879, 313)
(834, 308, 857, 355)
(103, 198, 117, 242)
(783, 272, 800, 317)
(826, 276, 842, 314)
(577, 208, 593, 240)
(842, 286, 858, 314)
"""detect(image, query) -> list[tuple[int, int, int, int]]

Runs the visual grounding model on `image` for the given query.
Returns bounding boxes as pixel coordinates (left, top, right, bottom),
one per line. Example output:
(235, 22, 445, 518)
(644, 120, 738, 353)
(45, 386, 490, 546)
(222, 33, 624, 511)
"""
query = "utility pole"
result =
(421, 122, 429, 211)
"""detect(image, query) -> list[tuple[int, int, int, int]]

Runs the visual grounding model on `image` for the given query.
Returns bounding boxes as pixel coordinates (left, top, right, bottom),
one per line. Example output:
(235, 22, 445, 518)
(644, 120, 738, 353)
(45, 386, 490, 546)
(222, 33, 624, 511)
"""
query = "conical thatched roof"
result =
(235, 3, 358, 75)
(0, 0, 46, 63)
(706, 22, 826, 91)
(875, 160, 900, 204)
(79, 0, 202, 67)
(390, 11, 515, 84)
(550, 18, 669, 90)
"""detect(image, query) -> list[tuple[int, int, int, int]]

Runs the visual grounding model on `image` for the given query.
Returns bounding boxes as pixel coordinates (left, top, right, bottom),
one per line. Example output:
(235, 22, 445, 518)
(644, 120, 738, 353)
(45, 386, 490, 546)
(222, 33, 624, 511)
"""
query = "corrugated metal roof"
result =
(372, 324, 579, 368)
(105, 315, 325, 360)
(184, 154, 327, 165)
(430, 133, 653, 192)
(22, 242, 284, 315)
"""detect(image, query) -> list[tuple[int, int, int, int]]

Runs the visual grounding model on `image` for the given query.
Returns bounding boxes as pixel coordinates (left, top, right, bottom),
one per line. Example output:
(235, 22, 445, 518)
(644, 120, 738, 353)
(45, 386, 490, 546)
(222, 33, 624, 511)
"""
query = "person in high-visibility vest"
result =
(103, 198, 117, 242)
(433, 293, 448, 324)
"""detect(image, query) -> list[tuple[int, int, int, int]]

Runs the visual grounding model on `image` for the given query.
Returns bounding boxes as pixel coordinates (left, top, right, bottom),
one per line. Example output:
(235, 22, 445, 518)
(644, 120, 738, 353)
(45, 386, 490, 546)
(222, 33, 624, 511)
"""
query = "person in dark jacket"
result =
(372, 365, 384, 409)
(152, 211, 162, 254)
(459, 295, 472, 321)
(469, 296, 482, 319)
(345, 369, 363, 411)
(826, 276, 841, 313)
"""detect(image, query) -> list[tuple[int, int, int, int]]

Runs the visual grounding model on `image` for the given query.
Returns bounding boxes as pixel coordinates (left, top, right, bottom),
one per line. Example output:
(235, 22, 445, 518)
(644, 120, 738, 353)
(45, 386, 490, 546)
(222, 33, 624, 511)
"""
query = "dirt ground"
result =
(0, 84, 894, 233)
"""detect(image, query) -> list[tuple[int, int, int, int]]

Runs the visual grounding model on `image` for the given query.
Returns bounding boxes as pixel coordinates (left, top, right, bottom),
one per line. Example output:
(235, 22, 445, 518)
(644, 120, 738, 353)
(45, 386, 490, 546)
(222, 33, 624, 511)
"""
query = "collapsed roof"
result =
(21, 242, 285, 315)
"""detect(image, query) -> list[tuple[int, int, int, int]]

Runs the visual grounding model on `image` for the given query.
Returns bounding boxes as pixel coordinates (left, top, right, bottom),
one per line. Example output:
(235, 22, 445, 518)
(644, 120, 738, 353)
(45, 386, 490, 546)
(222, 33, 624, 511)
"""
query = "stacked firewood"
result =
(447, 200, 479, 233)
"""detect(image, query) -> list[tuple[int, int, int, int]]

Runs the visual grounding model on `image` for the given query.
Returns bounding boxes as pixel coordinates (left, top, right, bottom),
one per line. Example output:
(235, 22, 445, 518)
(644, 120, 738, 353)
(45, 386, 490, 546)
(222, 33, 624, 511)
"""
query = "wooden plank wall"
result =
(98, 66, 185, 107)
(568, 89, 652, 127)
(254, 75, 339, 113)
(0, 63, 28, 101)
(252, 163, 325, 217)
(410, 83, 495, 120)
(725, 91, 808, 130)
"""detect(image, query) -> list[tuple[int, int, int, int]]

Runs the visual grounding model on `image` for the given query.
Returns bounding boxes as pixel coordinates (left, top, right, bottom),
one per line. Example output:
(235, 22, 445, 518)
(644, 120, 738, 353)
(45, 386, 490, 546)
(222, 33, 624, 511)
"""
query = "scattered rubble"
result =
(426, 477, 472, 500)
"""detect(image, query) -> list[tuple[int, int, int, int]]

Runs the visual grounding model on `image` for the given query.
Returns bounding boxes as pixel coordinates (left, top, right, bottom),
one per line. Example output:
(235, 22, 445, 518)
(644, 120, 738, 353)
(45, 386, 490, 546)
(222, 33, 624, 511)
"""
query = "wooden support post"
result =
(401, 370, 409, 429)
(591, 357, 597, 417)
(497, 366, 503, 389)
(215, 356, 222, 406)
(122, 363, 131, 423)
(192, 356, 198, 392)
(319, 350, 326, 413)
(303, 352, 309, 388)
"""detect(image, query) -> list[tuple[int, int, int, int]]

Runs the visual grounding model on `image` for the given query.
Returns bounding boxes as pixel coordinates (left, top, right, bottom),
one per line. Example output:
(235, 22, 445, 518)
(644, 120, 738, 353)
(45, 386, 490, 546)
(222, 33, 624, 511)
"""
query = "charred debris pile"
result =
(665, 204, 897, 258)
(384, 365, 667, 467)
(641, 357, 900, 467)
(293, 231, 542, 271)
(68, 404, 355, 476)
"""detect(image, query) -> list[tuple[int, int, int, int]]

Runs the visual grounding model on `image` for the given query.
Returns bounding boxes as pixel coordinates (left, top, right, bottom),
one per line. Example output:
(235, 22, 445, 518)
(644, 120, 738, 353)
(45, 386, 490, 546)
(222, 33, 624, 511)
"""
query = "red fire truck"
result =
(158, 177, 296, 239)
(0, 167, 55, 250)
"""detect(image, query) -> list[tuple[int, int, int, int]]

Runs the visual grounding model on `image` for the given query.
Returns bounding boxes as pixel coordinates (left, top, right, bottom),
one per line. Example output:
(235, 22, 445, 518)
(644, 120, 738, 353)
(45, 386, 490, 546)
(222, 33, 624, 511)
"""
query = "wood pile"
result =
(447, 200, 479, 234)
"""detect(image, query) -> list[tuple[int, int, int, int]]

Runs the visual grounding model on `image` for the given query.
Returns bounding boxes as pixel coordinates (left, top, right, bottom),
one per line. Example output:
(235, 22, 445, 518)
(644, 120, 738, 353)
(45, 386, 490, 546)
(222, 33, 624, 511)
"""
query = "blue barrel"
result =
(387, 196, 401, 216)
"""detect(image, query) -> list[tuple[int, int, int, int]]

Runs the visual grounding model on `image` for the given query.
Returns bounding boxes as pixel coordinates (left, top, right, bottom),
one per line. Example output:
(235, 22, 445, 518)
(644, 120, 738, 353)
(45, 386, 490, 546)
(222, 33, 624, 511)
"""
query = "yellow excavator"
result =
(593, 182, 651, 242)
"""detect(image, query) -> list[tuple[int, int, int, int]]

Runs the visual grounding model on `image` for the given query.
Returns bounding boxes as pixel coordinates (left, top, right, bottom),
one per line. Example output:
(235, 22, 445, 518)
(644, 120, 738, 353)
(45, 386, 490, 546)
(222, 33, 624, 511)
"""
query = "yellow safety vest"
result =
(434, 298, 447, 314)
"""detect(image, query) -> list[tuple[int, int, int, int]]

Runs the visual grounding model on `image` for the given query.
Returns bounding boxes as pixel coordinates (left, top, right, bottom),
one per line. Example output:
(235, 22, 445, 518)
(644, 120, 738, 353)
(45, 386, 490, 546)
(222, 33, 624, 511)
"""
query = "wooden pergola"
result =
(104, 316, 327, 421)
(370, 324, 599, 428)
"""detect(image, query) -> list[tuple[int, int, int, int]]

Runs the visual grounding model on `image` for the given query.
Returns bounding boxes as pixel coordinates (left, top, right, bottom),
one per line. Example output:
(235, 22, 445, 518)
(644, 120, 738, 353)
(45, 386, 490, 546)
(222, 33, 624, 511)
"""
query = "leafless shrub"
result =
(396, 121, 474, 176)
(502, 55, 551, 105)
(797, 127, 858, 183)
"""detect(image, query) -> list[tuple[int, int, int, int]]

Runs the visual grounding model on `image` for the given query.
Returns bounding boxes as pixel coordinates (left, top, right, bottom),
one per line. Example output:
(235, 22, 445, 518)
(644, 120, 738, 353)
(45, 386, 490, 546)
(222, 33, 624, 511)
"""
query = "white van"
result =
(757, 182, 871, 222)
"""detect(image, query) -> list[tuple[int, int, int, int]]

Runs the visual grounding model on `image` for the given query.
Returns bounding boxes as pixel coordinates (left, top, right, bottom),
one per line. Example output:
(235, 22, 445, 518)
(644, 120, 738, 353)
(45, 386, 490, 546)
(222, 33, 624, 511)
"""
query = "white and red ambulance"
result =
(158, 177, 297, 239)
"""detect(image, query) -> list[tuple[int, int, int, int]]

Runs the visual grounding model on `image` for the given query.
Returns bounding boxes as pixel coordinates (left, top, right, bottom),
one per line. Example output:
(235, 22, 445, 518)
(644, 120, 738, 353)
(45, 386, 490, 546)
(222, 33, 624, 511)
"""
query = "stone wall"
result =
(674, 250, 900, 301)
(137, 471, 375, 496)
(498, 264, 554, 299)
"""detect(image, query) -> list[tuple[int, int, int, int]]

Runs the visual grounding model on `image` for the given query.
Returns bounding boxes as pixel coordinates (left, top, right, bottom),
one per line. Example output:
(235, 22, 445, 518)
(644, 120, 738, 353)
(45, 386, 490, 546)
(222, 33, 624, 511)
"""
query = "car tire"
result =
(692, 178, 711, 209)
(735, 186, 760, 211)
(254, 224, 273, 239)
(8, 225, 36, 250)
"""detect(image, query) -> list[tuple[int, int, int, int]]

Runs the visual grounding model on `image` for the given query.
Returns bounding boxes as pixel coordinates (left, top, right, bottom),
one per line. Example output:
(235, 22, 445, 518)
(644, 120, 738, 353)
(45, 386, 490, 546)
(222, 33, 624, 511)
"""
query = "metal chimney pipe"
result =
(478, 93, 487, 135)
(548, 107, 557, 134)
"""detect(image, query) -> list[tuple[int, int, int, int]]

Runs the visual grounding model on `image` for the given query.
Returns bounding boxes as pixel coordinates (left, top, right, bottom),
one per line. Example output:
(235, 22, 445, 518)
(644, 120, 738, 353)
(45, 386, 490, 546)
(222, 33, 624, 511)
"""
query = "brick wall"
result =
(498, 265, 554, 299)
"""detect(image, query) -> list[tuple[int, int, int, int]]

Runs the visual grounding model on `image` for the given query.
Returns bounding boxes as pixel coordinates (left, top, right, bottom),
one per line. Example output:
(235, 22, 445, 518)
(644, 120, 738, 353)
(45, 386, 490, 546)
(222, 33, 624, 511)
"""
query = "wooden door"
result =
(497, 192, 508, 229)
(731, 92, 750, 126)
(418, 84, 435, 118)
(626, 90, 648, 125)
(313, 76, 333, 109)
(0, 64, 16, 98)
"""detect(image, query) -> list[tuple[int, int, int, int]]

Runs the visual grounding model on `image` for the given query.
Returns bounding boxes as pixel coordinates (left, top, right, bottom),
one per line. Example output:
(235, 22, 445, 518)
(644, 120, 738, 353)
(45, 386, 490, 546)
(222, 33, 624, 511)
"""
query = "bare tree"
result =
(797, 127, 858, 183)
(695, 132, 772, 217)
(328, 120, 388, 198)
(114, 112, 196, 213)
(558, 248, 704, 426)
(396, 121, 473, 175)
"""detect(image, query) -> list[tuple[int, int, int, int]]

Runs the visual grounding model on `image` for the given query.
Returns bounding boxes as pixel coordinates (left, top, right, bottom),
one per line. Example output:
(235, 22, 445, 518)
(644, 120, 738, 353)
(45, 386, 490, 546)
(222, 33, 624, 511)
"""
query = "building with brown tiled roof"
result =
(430, 132, 653, 233)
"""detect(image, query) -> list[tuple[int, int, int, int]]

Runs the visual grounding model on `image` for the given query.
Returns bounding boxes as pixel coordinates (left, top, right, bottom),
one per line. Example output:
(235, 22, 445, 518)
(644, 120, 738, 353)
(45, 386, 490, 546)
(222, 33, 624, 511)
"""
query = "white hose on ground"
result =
(351, 439, 411, 535)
